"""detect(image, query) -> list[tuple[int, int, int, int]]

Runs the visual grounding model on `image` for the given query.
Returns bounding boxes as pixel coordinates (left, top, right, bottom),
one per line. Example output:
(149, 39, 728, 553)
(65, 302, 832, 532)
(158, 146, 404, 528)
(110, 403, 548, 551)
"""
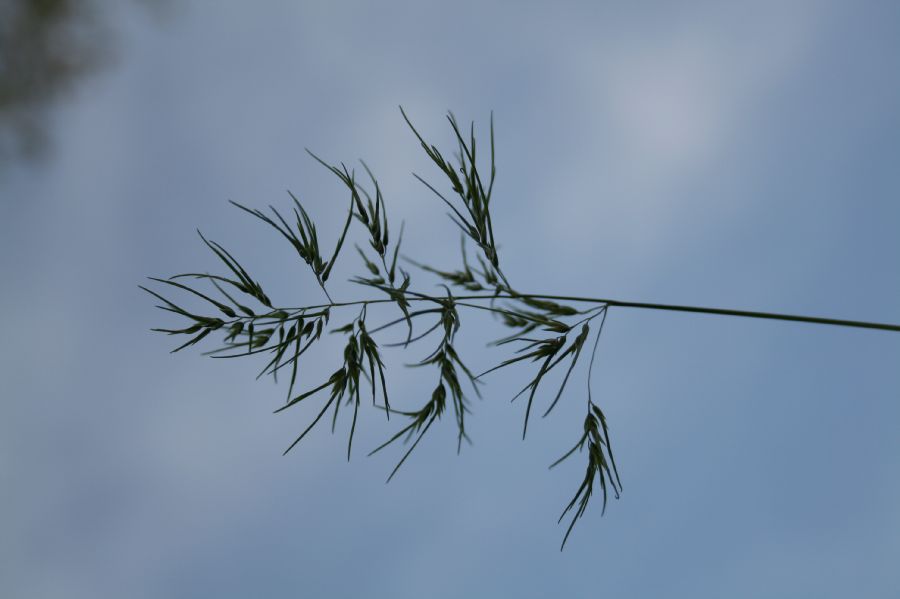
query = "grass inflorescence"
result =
(144, 107, 900, 549)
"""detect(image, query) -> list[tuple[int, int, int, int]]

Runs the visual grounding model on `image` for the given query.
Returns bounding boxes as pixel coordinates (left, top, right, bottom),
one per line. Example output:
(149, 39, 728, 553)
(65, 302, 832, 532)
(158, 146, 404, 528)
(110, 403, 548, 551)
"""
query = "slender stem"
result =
(586, 307, 608, 408)
(570, 305, 608, 329)
(600, 298, 900, 333)
(316, 278, 334, 304)
(244, 292, 900, 334)
(494, 266, 513, 291)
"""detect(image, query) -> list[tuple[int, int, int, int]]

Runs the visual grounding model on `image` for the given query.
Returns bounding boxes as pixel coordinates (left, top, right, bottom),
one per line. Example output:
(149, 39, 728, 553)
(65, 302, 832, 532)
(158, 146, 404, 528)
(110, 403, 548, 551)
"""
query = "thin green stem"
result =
(316, 278, 334, 304)
(221, 292, 900, 334)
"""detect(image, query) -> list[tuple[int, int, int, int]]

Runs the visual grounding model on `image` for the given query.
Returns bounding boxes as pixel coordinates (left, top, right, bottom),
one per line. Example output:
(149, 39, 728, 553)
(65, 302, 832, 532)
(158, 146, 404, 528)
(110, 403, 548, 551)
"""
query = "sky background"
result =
(2, 1, 899, 597)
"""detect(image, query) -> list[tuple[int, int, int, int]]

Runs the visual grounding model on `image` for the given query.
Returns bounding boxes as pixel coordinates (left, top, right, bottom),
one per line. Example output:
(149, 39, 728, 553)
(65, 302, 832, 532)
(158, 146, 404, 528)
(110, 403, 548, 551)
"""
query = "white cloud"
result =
(533, 2, 837, 254)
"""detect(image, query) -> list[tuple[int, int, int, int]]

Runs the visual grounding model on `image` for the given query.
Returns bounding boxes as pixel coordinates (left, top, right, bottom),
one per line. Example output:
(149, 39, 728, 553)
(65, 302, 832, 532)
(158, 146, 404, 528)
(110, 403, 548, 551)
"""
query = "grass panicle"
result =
(145, 108, 900, 549)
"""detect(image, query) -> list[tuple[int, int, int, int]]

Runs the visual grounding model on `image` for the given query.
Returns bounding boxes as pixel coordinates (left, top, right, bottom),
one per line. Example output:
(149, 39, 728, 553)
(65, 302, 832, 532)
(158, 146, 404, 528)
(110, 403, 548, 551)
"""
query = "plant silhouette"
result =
(144, 108, 900, 549)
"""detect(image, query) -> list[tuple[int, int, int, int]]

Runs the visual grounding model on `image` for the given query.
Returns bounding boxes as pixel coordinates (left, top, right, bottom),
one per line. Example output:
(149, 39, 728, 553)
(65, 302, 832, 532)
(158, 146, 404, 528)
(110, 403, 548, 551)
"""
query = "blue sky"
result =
(2, 1, 899, 597)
